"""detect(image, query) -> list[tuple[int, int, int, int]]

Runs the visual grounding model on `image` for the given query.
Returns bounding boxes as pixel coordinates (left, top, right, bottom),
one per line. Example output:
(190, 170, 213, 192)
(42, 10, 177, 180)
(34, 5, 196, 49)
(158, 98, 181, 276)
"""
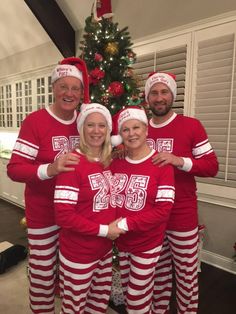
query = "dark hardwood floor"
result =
(0, 199, 236, 314)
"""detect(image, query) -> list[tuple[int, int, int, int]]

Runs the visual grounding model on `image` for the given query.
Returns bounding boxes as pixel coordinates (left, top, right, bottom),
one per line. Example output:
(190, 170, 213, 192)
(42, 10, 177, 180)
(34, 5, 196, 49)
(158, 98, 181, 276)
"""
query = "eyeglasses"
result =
(58, 84, 82, 94)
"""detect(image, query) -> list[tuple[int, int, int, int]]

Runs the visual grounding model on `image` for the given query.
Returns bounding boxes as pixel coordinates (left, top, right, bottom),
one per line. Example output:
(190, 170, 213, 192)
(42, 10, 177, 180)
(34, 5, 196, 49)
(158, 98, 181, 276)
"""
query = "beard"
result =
(149, 101, 172, 117)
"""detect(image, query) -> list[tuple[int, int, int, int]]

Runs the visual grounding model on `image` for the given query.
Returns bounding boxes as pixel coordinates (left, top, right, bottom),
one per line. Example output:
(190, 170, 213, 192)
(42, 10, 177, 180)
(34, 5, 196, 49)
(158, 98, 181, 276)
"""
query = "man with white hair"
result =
(145, 72, 219, 314)
(7, 57, 89, 314)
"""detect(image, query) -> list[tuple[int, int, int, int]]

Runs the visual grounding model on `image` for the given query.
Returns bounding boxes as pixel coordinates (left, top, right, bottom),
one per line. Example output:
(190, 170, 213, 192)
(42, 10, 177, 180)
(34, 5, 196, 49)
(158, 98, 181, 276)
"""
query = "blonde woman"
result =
(54, 103, 123, 314)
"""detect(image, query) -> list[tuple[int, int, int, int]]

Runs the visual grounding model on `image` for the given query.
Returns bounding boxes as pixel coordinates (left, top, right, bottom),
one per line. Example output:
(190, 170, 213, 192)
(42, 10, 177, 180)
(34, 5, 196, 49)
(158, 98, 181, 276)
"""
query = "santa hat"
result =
(111, 106, 148, 147)
(51, 57, 90, 104)
(77, 103, 112, 132)
(145, 72, 177, 102)
(92, 0, 114, 21)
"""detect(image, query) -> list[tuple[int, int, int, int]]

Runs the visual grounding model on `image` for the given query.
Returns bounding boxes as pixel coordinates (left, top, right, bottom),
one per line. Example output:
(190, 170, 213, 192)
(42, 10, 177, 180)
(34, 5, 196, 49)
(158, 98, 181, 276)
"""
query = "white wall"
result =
(113, 0, 236, 40)
(0, 42, 62, 78)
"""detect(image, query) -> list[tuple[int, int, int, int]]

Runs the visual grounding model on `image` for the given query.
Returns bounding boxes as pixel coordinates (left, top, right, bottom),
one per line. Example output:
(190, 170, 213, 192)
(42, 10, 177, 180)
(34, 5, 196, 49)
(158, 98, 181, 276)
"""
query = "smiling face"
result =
(148, 82, 173, 118)
(120, 119, 148, 151)
(83, 112, 108, 151)
(52, 76, 83, 115)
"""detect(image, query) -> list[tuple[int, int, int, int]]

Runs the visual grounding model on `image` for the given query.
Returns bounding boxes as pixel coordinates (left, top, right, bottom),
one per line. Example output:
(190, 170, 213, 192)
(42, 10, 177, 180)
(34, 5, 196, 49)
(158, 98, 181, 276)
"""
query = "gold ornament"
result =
(101, 95, 109, 106)
(20, 216, 27, 229)
(105, 42, 119, 55)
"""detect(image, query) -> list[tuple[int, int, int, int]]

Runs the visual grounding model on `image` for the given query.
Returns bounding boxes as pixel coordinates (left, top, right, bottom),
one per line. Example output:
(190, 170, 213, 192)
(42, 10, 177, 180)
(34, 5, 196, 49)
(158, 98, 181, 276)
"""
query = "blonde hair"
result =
(78, 124, 112, 168)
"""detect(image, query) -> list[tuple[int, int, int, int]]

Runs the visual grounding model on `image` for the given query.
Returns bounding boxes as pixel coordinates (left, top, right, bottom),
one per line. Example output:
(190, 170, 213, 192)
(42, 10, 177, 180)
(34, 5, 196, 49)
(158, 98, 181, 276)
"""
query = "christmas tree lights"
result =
(80, 16, 142, 115)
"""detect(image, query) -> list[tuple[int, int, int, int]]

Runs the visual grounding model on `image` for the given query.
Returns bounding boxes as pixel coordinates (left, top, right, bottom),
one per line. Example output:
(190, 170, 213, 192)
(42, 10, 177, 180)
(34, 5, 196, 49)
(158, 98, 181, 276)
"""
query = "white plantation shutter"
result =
(132, 52, 155, 88)
(194, 33, 236, 186)
(133, 46, 187, 115)
(131, 23, 235, 203)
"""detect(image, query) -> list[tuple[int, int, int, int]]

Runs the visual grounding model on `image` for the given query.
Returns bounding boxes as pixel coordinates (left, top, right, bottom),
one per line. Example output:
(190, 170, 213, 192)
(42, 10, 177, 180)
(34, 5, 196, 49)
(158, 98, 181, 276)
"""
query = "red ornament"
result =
(94, 53, 103, 62)
(90, 67, 105, 79)
(108, 81, 124, 97)
(89, 67, 105, 85)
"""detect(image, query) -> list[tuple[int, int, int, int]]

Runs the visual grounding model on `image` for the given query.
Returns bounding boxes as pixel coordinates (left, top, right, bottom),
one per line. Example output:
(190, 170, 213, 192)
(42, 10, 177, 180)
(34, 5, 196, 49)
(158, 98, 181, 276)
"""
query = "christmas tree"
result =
(80, 15, 142, 115)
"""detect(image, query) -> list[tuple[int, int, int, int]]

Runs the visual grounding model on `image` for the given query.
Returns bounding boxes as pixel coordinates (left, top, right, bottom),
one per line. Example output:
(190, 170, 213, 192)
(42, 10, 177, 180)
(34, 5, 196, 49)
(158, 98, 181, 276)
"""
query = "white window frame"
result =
(191, 21, 236, 208)
(0, 65, 54, 132)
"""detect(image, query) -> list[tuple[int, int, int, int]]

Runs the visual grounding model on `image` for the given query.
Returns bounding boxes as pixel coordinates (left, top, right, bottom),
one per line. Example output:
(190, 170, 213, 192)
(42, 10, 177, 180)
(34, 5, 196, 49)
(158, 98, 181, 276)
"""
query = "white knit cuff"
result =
(99, 224, 109, 237)
(178, 157, 193, 172)
(37, 164, 53, 180)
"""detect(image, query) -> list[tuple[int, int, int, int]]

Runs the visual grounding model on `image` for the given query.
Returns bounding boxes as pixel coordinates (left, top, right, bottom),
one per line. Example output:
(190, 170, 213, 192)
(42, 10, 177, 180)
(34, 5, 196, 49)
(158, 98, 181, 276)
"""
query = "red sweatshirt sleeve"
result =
(7, 114, 45, 184)
(54, 170, 100, 236)
(184, 119, 218, 177)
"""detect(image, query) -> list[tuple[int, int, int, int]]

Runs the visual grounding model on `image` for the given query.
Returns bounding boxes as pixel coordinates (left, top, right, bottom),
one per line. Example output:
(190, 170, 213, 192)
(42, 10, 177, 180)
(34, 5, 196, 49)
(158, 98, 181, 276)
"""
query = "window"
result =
(192, 22, 236, 189)
(16, 82, 23, 128)
(5, 85, 12, 128)
(25, 80, 32, 116)
(0, 65, 54, 130)
(37, 77, 46, 110)
(0, 86, 4, 127)
(48, 76, 53, 105)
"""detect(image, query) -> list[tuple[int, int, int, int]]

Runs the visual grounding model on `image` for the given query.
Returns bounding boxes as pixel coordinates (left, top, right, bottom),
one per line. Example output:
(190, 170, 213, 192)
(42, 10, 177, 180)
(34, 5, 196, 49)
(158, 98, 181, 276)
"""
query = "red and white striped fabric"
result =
(147, 112, 218, 313)
(153, 227, 199, 314)
(59, 250, 113, 314)
(110, 149, 175, 313)
(119, 245, 162, 313)
(27, 225, 59, 314)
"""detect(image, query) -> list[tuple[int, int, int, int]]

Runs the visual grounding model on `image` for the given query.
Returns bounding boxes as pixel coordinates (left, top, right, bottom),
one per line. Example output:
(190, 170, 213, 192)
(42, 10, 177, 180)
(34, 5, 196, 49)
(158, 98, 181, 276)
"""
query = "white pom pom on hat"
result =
(145, 72, 177, 102)
(111, 106, 148, 147)
(51, 57, 90, 104)
(77, 103, 112, 132)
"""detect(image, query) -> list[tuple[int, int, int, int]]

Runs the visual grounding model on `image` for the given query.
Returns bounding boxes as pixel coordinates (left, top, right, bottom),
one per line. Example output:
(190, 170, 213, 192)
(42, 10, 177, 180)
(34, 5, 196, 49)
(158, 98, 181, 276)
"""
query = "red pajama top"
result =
(54, 151, 115, 263)
(147, 113, 218, 231)
(7, 108, 80, 228)
(110, 149, 175, 254)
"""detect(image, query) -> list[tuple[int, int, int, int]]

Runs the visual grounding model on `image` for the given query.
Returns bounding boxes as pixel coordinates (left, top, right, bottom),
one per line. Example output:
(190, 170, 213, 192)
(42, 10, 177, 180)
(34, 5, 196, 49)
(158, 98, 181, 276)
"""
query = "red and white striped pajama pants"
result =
(153, 227, 199, 314)
(59, 250, 113, 314)
(27, 225, 60, 314)
(119, 245, 163, 313)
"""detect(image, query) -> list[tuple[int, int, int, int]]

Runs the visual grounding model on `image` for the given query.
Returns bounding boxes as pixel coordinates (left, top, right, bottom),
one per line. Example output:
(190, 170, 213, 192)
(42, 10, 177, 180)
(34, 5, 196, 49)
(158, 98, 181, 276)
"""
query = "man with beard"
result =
(145, 72, 218, 314)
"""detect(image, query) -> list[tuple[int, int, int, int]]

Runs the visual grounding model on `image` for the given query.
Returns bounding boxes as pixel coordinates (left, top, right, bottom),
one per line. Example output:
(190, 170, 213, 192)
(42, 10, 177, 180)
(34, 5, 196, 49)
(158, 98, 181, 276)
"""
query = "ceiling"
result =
(1, 0, 236, 62)
(0, 0, 93, 61)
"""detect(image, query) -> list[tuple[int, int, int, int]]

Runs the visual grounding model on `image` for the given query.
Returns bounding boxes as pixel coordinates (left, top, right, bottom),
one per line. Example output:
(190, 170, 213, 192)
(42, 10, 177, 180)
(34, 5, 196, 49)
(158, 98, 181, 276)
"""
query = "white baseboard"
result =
(200, 249, 236, 275)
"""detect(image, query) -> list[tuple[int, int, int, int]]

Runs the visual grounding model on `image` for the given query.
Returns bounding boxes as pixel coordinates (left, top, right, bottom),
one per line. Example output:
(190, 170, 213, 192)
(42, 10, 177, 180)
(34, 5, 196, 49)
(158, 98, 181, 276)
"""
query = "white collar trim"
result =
(150, 112, 177, 128)
(125, 149, 156, 164)
(46, 107, 77, 124)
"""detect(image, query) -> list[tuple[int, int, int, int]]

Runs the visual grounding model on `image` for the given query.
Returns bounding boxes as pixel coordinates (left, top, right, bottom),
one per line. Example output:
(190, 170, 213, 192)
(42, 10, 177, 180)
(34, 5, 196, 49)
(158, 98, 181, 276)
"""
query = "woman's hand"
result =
(107, 218, 126, 240)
